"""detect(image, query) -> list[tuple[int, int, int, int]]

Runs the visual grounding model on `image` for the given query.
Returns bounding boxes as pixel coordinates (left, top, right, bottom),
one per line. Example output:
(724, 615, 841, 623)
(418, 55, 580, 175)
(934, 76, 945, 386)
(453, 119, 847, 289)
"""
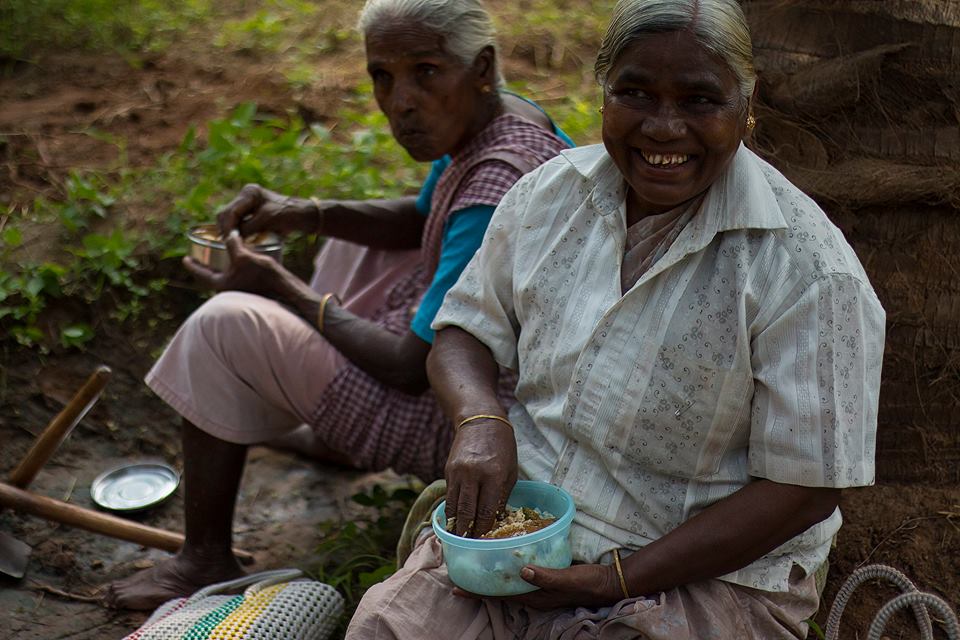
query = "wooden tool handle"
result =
(0, 482, 254, 564)
(9, 366, 112, 489)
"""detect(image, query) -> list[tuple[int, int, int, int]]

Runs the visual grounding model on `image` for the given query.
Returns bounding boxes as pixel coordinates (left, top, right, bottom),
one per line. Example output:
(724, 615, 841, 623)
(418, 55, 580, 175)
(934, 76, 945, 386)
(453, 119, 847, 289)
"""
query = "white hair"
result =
(595, 0, 756, 102)
(358, 0, 505, 87)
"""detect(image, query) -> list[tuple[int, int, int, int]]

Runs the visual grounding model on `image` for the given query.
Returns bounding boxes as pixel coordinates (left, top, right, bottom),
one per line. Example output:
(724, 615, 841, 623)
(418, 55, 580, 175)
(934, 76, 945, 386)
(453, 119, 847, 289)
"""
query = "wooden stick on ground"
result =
(0, 482, 254, 564)
(8, 366, 112, 489)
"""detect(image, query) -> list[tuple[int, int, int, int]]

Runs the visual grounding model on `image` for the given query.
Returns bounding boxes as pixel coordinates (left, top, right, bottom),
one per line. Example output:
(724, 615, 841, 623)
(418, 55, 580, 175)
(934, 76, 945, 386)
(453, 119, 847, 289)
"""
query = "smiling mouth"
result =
(637, 150, 691, 167)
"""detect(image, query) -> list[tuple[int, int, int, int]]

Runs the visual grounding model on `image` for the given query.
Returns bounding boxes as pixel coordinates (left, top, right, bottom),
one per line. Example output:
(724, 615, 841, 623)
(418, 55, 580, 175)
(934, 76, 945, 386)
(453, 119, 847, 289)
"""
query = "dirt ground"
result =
(1, 16, 959, 640)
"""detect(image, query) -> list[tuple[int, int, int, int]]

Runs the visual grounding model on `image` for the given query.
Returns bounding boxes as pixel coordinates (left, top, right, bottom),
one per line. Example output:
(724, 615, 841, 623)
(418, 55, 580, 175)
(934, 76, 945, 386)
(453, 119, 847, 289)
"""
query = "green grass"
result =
(213, 0, 358, 56)
(305, 482, 421, 636)
(0, 83, 604, 351)
(0, 102, 423, 350)
(0, 0, 608, 352)
(496, 0, 615, 71)
(0, 0, 212, 60)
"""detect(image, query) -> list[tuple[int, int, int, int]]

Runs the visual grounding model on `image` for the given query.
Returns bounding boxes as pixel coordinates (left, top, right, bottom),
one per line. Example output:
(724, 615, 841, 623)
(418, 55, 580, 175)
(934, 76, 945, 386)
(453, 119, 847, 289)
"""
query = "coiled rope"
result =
(823, 564, 959, 640)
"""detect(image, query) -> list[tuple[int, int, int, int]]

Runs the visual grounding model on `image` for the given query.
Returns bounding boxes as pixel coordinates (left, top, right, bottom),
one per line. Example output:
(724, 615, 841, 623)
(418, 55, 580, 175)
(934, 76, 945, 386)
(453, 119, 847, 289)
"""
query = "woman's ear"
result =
(472, 45, 496, 88)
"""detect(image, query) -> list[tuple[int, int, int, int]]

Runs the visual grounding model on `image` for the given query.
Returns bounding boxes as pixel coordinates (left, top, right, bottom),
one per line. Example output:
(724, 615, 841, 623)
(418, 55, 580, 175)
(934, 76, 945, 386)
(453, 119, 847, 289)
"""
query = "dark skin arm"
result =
(428, 326, 518, 538)
(504, 478, 840, 609)
(216, 92, 553, 245)
(197, 89, 558, 393)
(430, 325, 841, 609)
(185, 233, 430, 394)
(181, 182, 430, 393)
(216, 183, 425, 250)
(321, 297, 431, 394)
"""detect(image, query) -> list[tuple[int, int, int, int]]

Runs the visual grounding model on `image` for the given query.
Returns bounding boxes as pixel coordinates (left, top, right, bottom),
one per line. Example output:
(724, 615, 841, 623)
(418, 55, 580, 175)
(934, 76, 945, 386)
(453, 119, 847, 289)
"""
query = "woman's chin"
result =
(399, 141, 444, 163)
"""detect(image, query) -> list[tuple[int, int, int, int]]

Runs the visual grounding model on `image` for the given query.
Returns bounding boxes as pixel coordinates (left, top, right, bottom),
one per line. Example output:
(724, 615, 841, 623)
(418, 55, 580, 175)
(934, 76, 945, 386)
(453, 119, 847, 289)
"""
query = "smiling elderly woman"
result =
(344, 0, 885, 638)
(106, 0, 570, 611)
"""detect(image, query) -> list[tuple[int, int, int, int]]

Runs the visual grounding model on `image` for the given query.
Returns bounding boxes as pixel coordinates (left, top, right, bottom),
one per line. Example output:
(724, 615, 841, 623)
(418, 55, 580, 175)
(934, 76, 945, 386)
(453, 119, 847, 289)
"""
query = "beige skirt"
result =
(145, 239, 420, 444)
(345, 532, 819, 640)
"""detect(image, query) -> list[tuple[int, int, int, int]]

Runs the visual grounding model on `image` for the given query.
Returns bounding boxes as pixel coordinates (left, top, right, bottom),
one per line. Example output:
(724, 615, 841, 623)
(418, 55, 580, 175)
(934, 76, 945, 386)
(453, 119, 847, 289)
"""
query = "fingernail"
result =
(229, 229, 240, 239)
(520, 567, 534, 580)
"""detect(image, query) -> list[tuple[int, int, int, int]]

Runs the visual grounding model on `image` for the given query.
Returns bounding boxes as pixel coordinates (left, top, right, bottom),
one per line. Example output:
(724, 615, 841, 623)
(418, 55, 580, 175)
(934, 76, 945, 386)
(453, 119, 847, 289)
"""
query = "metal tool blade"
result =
(0, 529, 31, 579)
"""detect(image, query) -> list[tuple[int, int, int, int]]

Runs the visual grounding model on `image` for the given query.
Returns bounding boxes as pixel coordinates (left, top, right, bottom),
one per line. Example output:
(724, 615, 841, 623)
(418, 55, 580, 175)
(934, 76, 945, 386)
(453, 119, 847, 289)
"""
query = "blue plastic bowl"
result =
(432, 480, 575, 596)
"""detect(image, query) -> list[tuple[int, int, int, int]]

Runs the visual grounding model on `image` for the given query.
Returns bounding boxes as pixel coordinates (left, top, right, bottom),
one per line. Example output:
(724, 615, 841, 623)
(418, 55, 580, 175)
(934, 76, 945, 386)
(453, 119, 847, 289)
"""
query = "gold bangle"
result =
(317, 292, 341, 334)
(456, 414, 513, 432)
(613, 549, 630, 600)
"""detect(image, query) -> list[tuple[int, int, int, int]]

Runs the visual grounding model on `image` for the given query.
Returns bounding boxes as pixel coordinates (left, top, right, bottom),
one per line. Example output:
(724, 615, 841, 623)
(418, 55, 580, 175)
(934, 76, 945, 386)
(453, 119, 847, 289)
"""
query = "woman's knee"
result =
(344, 581, 397, 640)
(185, 291, 278, 340)
(191, 291, 259, 323)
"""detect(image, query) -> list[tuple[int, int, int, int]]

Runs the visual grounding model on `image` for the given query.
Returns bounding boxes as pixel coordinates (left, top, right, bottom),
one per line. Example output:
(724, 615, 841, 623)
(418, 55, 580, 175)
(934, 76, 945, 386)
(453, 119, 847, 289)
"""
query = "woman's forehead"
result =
(610, 65, 729, 92)
(609, 31, 736, 87)
(365, 21, 449, 62)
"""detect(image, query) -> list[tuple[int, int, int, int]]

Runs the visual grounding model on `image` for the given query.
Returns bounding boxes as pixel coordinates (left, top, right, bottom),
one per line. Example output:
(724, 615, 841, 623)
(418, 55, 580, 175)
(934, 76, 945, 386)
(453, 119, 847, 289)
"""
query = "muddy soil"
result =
(1, 18, 958, 640)
(0, 332, 406, 639)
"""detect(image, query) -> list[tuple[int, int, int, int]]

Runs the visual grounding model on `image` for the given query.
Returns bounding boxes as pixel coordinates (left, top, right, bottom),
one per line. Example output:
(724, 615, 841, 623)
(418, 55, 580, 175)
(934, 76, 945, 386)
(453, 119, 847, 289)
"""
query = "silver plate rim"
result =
(90, 460, 180, 513)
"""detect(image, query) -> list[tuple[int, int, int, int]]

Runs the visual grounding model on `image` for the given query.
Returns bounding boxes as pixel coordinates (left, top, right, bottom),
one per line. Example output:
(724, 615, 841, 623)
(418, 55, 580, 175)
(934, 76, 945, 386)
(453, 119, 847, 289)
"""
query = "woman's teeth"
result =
(641, 151, 690, 166)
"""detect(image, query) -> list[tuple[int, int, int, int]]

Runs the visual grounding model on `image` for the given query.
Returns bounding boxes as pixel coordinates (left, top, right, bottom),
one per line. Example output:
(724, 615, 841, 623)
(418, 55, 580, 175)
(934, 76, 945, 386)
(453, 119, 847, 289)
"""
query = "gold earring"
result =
(481, 84, 492, 94)
(598, 105, 605, 114)
(746, 114, 756, 131)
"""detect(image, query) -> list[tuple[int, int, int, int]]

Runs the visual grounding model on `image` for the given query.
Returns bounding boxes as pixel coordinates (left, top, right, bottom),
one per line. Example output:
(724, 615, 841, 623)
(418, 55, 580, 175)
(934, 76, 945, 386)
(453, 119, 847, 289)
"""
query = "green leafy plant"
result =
(0, 261, 64, 347)
(58, 172, 116, 232)
(0, 0, 211, 60)
(304, 483, 421, 636)
(211, 0, 359, 93)
(214, 8, 289, 53)
(553, 96, 603, 145)
(806, 619, 826, 640)
(0, 101, 424, 351)
(496, 0, 615, 72)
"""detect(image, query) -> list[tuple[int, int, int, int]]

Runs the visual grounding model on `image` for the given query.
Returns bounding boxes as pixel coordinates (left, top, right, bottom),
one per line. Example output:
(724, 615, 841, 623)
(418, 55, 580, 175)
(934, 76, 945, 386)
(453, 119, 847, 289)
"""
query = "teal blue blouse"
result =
(409, 106, 575, 343)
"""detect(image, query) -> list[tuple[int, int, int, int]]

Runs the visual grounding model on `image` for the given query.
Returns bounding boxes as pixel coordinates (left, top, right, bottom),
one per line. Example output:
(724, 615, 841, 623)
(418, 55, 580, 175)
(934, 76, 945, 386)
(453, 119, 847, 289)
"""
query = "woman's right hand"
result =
(216, 183, 320, 237)
(444, 418, 518, 538)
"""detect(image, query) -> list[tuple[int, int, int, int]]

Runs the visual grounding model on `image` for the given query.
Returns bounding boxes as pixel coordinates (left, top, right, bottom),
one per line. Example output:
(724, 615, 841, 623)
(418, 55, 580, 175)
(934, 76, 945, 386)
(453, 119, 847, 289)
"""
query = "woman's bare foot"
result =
(104, 551, 244, 611)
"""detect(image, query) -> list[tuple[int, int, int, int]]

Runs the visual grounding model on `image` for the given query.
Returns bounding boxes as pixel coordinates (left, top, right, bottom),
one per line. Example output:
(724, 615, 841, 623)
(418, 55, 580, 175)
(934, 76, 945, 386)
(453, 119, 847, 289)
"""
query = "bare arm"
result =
(509, 477, 839, 609)
(427, 326, 503, 421)
(184, 236, 431, 394)
(316, 196, 425, 250)
(320, 297, 430, 394)
(425, 331, 838, 607)
(216, 184, 425, 250)
(427, 326, 518, 538)
(618, 480, 839, 595)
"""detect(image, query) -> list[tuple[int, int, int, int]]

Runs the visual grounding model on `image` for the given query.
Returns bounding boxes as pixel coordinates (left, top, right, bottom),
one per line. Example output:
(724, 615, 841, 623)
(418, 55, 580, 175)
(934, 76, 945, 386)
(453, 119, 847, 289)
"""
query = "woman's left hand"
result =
(453, 562, 624, 610)
(183, 230, 289, 299)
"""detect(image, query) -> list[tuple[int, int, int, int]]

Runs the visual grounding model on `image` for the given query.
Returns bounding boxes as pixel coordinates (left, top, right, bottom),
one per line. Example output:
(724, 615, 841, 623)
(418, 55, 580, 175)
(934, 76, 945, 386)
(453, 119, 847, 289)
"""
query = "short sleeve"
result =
(410, 204, 496, 343)
(432, 173, 536, 371)
(748, 273, 886, 488)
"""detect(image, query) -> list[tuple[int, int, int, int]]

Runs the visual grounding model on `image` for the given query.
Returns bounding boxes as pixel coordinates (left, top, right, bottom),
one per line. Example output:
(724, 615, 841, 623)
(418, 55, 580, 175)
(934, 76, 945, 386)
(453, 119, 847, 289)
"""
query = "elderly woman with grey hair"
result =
(345, 0, 885, 638)
(106, 0, 571, 610)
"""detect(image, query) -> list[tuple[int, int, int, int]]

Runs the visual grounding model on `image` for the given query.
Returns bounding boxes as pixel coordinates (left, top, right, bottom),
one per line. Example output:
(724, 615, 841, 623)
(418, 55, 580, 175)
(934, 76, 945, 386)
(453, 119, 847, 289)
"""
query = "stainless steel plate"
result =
(90, 462, 180, 512)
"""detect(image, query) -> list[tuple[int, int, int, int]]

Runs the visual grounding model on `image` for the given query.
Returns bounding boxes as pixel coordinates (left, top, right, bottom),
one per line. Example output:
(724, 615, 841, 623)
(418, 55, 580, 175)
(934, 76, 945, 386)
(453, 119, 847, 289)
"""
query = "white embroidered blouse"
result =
(432, 143, 886, 592)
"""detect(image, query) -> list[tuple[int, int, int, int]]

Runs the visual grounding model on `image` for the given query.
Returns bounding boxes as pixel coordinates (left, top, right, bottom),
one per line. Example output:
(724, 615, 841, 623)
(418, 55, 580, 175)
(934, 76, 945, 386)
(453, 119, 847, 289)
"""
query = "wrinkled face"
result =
(601, 30, 749, 218)
(365, 22, 485, 162)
